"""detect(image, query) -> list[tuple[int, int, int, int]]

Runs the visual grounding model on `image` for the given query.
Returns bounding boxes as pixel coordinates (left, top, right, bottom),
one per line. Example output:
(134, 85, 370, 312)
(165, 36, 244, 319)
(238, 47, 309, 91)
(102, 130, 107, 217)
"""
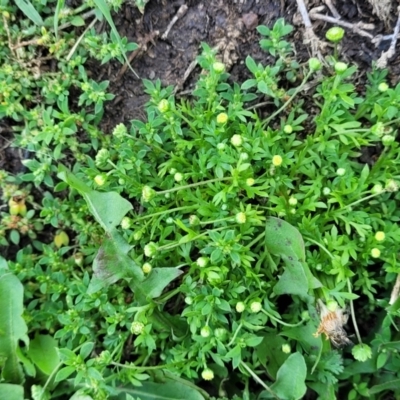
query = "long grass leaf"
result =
(54, 0, 65, 39)
(14, 0, 44, 26)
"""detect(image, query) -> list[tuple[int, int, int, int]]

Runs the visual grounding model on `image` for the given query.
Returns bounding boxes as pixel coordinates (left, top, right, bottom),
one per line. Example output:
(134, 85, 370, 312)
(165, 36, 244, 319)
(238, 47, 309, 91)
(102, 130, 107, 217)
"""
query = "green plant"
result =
(3, 8, 400, 400)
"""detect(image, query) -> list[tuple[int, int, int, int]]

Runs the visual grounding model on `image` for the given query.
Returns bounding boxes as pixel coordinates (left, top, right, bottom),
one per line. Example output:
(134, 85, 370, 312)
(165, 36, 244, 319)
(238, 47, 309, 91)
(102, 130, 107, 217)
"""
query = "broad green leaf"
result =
(0, 257, 8, 273)
(369, 379, 400, 394)
(0, 273, 28, 383)
(265, 217, 309, 297)
(0, 384, 24, 400)
(57, 166, 132, 232)
(269, 352, 307, 400)
(27, 335, 59, 375)
(280, 321, 321, 355)
(87, 230, 143, 294)
(55, 365, 75, 382)
(137, 268, 183, 303)
(256, 334, 289, 379)
(114, 376, 205, 400)
(14, 0, 44, 25)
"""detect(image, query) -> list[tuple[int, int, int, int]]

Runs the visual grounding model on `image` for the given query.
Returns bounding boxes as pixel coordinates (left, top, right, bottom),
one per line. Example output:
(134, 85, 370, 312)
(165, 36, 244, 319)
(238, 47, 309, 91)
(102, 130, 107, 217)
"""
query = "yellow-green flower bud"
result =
(157, 99, 169, 113)
(282, 344, 291, 354)
(272, 155, 283, 166)
(336, 167, 346, 176)
(130, 321, 145, 335)
(144, 242, 158, 257)
(334, 62, 348, 74)
(308, 57, 322, 71)
(326, 27, 345, 43)
(196, 257, 209, 267)
(200, 326, 211, 337)
(201, 368, 214, 381)
(246, 178, 255, 186)
(121, 217, 132, 230)
(174, 172, 183, 182)
(371, 248, 381, 258)
(230, 134, 243, 147)
(217, 112, 228, 124)
(250, 301, 262, 313)
(283, 124, 293, 134)
(142, 262, 152, 274)
(288, 196, 298, 206)
(378, 82, 389, 92)
(94, 174, 106, 186)
(142, 185, 156, 202)
(213, 62, 225, 73)
(236, 302, 245, 313)
(375, 231, 385, 242)
(235, 212, 246, 224)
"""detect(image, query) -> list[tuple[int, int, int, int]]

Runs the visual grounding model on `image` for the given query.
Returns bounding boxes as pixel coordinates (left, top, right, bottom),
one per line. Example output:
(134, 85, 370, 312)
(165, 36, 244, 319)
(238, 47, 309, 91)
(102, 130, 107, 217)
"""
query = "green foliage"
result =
(2, 6, 400, 399)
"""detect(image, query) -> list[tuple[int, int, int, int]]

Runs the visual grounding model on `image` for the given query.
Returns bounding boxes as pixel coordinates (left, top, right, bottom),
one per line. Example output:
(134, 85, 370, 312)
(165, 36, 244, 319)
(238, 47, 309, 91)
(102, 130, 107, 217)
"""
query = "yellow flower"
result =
(272, 155, 283, 166)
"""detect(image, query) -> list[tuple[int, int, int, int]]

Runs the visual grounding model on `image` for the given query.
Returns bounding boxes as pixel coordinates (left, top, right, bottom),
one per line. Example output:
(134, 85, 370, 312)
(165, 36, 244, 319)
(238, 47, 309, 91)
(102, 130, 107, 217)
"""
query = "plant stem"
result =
(132, 205, 197, 223)
(347, 278, 362, 344)
(262, 69, 313, 128)
(261, 309, 305, 327)
(157, 177, 232, 195)
(227, 323, 243, 347)
(240, 361, 280, 400)
(340, 191, 384, 211)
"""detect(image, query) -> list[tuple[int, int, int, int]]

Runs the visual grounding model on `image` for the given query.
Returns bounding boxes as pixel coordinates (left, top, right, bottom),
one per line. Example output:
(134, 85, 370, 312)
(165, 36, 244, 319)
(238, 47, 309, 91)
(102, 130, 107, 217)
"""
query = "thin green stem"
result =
(261, 309, 305, 327)
(157, 226, 227, 252)
(132, 205, 197, 223)
(262, 69, 313, 128)
(247, 231, 266, 248)
(227, 323, 243, 347)
(304, 237, 334, 259)
(39, 361, 64, 400)
(347, 278, 362, 344)
(340, 191, 385, 211)
(240, 361, 280, 400)
(157, 177, 231, 195)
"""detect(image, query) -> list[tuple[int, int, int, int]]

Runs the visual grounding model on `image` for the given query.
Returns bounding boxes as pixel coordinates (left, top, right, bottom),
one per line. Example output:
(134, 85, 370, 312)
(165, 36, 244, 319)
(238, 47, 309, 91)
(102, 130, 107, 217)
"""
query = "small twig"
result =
(376, 6, 400, 68)
(161, 5, 188, 40)
(115, 30, 159, 81)
(324, 0, 341, 19)
(389, 274, 400, 305)
(296, 0, 326, 56)
(173, 58, 198, 95)
(310, 11, 375, 40)
(66, 18, 97, 61)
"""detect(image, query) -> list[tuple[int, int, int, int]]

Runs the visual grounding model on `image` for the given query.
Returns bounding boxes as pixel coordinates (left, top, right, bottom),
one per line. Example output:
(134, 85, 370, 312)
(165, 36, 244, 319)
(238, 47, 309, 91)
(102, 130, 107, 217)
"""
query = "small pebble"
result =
(242, 12, 258, 30)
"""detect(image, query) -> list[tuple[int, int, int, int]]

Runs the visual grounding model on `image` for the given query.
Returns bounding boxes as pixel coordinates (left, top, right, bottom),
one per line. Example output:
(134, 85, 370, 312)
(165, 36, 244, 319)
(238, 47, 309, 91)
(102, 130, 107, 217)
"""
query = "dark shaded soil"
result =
(2, 0, 400, 172)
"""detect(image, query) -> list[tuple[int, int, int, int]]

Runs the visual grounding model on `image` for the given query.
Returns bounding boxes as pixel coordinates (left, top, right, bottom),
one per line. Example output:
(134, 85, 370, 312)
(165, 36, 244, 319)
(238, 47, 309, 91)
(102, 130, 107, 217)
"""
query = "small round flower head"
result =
(382, 135, 395, 146)
(214, 328, 227, 340)
(120, 217, 132, 230)
(371, 122, 385, 137)
(281, 344, 291, 354)
(157, 99, 169, 113)
(375, 231, 385, 242)
(322, 187, 331, 195)
(334, 62, 348, 74)
(378, 82, 389, 92)
(196, 257, 209, 268)
(189, 214, 200, 226)
(385, 179, 399, 192)
(130, 321, 145, 335)
(240, 152, 249, 161)
(308, 57, 322, 71)
(94, 174, 106, 186)
(200, 325, 211, 338)
(216, 112, 228, 124)
(213, 61, 225, 73)
(272, 155, 283, 166)
(371, 248, 381, 258)
(231, 134, 243, 147)
(169, 168, 177, 175)
(185, 296, 193, 305)
(236, 302, 245, 313)
(326, 27, 345, 42)
(288, 196, 298, 206)
(217, 143, 226, 150)
(246, 178, 255, 186)
(201, 368, 214, 381)
(283, 124, 293, 134)
(336, 167, 346, 176)
(142, 262, 152, 274)
(371, 183, 384, 194)
(235, 212, 246, 224)
(326, 300, 338, 312)
(74, 252, 83, 266)
(250, 301, 262, 313)
(95, 148, 110, 168)
(112, 123, 128, 139)
(144, 242, 158, 257)
(142, 185, 156, 202)
(174, 172, 183, 182)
